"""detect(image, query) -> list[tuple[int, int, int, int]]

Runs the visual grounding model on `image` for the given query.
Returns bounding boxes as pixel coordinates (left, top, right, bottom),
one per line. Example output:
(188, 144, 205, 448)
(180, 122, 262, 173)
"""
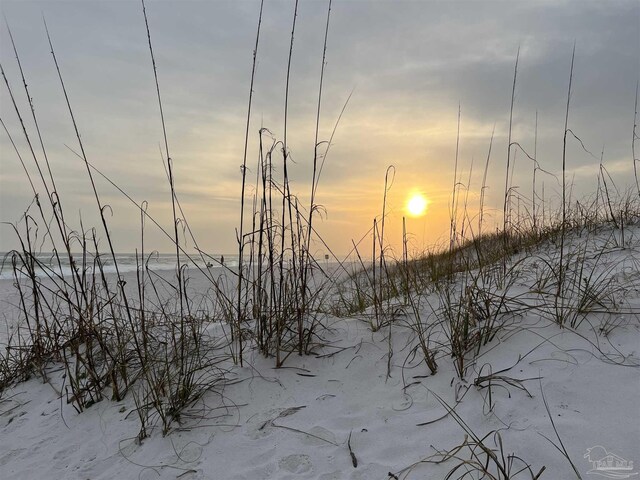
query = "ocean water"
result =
(0, 252, 238, 280)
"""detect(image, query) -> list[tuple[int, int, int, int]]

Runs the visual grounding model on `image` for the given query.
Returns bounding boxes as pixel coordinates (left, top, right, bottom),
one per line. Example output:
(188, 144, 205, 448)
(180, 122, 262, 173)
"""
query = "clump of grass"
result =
(1, 3, 345, 436)
(232, 0, 341, 368)
(390, 392, 546, 480)
(0, 2, 238, 438)
(331, 41, 640, 383)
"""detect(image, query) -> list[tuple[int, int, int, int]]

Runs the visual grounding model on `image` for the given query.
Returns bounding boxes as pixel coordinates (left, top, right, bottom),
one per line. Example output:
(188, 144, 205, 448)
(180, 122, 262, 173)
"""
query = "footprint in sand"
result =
(246, 406, 306, 440)
(278, 454, 313, 474)
(3, 410, 28, 431)
(0, 448, 26, 467)
(52, 443, 80, 461)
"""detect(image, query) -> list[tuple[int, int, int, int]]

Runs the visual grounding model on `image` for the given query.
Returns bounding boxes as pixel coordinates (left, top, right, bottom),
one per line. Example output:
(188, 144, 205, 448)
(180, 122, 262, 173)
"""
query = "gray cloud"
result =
(1, 0, 638, 254)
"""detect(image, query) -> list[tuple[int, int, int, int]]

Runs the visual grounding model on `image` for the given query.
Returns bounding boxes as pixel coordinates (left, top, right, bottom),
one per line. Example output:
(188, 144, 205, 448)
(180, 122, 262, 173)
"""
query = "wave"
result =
(0, 252, 238, 280)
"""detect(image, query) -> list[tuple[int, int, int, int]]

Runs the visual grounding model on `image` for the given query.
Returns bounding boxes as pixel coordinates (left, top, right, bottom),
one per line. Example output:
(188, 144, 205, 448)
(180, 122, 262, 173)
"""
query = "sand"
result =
(0, 228, 639, 479)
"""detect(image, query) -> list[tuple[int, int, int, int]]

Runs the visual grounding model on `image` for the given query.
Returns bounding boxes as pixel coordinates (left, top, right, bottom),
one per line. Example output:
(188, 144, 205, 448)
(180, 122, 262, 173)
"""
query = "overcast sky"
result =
(1, 0, 638, 256)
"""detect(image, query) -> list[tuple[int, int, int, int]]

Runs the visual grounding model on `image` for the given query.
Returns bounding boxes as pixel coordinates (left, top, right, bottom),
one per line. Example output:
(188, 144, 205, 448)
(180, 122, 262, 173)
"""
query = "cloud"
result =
(1, 0, 637, 254)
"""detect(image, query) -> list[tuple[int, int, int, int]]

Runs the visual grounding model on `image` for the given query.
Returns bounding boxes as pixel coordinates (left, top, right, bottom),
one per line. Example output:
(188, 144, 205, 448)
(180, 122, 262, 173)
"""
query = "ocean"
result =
(0, 251, 238, 280)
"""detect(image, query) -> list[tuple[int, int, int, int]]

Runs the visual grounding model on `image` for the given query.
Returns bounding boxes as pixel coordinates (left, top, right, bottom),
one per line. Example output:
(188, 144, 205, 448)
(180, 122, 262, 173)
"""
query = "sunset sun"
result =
(407, 193, 428, 217)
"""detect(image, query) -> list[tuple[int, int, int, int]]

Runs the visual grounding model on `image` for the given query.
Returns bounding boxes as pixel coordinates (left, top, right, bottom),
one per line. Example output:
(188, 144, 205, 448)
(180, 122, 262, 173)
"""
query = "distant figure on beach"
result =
(220, 255, 224, 265)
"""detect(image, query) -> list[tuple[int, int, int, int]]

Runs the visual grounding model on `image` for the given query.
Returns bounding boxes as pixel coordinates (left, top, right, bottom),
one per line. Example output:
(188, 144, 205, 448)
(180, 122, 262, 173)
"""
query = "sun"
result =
(407, 193, 428, 217)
